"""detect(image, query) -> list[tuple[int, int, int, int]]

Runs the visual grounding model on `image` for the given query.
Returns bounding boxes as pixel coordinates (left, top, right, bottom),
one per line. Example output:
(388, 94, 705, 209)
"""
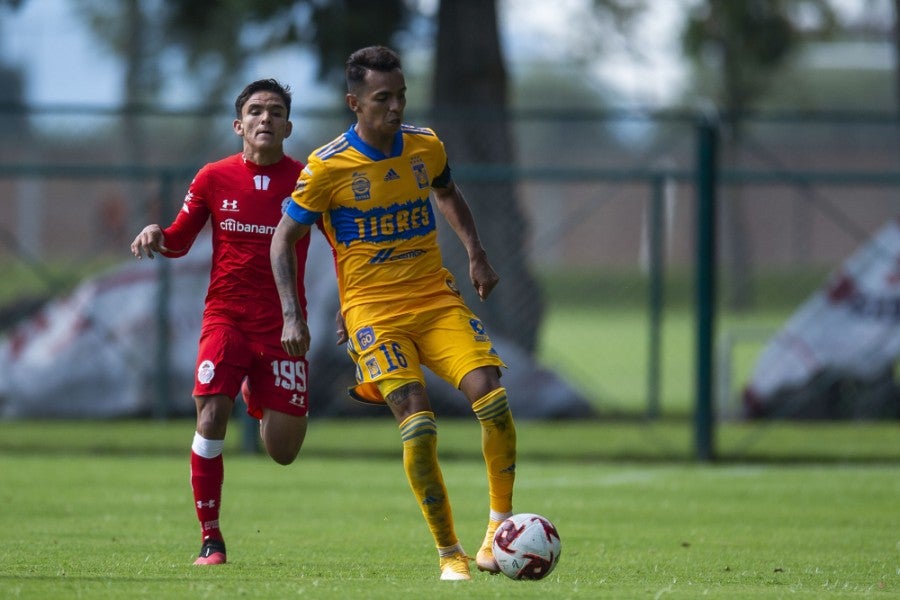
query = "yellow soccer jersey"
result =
(287, 124, 466, 318)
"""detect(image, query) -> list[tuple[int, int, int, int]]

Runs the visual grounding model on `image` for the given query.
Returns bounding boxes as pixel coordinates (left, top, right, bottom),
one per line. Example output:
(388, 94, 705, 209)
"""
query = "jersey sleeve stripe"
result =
(400, 124, 435, 136)
(315, 136, 351, 160)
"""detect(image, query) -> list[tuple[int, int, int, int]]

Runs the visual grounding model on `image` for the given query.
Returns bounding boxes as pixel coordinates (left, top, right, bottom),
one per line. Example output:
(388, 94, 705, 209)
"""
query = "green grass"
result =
(1, 266, 897, 597)
(539, 306, 790, 415)
(1, 419, 898, 599)
(0, 258, 122, 306)
(532, 266, 832, 415)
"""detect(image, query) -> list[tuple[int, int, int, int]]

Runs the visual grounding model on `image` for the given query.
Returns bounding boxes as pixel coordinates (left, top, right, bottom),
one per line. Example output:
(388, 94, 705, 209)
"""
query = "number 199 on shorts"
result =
(271, 360, 307, 391)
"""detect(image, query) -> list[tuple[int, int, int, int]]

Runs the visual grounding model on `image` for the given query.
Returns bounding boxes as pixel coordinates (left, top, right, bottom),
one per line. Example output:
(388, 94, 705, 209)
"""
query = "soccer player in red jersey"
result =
(130, 79, 311, 566)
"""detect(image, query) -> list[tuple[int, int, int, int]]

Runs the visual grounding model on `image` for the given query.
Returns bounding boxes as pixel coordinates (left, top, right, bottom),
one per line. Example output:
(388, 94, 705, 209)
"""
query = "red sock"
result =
(190, 451, 224, 542)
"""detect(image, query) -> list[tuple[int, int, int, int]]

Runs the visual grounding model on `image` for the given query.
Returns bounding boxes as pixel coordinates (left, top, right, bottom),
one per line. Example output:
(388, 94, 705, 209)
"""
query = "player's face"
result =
(348, 68, 406, 145)
(234, 91, 292, 154)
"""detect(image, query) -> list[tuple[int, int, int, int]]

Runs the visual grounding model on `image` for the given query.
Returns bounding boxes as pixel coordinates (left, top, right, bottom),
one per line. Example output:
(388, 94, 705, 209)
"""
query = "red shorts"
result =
(193, 320, 309, 419)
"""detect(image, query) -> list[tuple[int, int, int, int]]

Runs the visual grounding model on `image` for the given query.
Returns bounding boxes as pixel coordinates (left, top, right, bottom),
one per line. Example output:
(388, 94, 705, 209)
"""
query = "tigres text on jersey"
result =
(287, 124, 463, 319)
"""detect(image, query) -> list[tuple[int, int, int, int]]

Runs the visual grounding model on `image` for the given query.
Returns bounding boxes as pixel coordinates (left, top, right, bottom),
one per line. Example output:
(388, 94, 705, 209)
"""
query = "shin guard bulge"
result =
(472, 388, 516, 514)
(399, 411, 458, 549)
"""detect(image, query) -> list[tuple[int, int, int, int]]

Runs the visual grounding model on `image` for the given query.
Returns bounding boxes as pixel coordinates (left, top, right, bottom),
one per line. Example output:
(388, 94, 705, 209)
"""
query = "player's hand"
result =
(335, 309, 348, 345)
(470, 251, 500, 301)
(130, 225, 169, 259)
(281, 317, 311, 357)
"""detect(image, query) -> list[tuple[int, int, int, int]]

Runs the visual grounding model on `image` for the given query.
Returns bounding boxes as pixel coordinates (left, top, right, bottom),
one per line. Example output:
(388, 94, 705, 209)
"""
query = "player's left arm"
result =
(431, 179, 500, 301)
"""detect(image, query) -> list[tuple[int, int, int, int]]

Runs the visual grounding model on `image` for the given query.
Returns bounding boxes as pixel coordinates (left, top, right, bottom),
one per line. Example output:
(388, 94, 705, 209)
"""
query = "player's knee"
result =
(460, 367, 502, 404)
(269, 452, 293, 465)
(194, 395, 232, 438)
(267, 442, 301, 465)
(260, 414, 307, 464)
(384, 380, 430, 421)
(262, 426, 305, 465)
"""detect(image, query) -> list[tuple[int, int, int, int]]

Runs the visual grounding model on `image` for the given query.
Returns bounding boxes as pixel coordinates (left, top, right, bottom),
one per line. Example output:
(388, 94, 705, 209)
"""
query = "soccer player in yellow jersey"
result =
(270, 45, 516, 581)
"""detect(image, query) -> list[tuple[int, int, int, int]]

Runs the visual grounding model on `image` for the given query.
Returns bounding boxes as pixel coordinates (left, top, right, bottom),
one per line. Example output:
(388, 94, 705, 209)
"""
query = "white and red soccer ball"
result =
(492, 513, 561, 580)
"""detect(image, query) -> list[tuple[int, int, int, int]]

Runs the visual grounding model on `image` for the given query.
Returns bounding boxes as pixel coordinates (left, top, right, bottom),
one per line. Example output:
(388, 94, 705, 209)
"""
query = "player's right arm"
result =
(130, 167, 212, 260)
(130, 224, 169, 259)
(271, 212, 313, 357)
(273, 155, 334, 355)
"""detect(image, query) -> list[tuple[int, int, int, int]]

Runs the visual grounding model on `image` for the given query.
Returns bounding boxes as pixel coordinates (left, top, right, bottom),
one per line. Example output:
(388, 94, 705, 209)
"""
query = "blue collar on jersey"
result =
(345, 124, 404, 161)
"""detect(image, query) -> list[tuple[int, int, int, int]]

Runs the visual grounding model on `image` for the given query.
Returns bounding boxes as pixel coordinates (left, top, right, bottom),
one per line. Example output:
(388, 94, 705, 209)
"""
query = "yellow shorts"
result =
(344, 304, 506, 404)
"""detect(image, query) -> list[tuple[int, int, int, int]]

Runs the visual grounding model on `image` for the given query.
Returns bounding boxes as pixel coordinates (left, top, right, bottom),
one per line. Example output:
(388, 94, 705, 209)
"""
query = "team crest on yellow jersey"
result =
(352, 172, 371, 201)
(410, 156, 429, 189)
(365, 356, 382, 378)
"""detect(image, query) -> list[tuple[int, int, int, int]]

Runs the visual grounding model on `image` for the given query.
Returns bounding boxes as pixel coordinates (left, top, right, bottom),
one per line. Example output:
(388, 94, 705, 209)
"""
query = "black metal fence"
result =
(1, 106, 898, 450)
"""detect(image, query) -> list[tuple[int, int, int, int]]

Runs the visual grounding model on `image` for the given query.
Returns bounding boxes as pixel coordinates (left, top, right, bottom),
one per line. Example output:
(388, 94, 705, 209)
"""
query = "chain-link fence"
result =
(1, 106, 898, 432)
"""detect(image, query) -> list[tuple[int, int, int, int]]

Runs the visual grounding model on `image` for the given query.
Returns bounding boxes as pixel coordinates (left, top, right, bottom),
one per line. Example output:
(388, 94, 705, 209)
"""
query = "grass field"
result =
(534, 267, 829, 416)
(1, 266, 897, 597)
(538, 305, 790, 415)
(1, 419, 897, 599)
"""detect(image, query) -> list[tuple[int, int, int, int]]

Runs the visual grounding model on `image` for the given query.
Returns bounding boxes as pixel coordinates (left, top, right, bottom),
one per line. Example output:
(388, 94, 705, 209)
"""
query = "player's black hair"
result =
(345, 46, 402, 93)
(234, 79, 292, 119)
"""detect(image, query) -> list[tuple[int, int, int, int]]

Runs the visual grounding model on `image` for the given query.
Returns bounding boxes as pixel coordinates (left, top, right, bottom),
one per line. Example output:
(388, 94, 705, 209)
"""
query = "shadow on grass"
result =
(1, 416, 898, 465)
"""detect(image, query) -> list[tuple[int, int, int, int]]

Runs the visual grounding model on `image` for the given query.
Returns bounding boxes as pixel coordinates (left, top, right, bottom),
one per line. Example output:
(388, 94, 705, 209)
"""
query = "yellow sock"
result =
(399, 411, 457, 549)
(472, 388, 516, 514)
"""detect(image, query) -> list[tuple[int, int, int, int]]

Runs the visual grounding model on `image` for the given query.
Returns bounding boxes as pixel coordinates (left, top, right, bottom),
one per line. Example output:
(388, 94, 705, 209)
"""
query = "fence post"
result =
(153, 171, 174, 419)
(695, 115, 718, 461)
(646, 173, 665, 420)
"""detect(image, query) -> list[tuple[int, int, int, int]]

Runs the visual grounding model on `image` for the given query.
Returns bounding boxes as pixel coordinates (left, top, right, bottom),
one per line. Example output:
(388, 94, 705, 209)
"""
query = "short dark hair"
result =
(345, 46, 402, 93)
(234, 79, 292, 119)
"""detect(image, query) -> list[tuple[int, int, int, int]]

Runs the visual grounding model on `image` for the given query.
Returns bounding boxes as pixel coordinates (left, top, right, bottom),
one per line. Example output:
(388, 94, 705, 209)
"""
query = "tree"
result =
(431, 0, 543, 351)
(159, 0, 409, 86)
(683, 0, 838, 116)
(681, 0, 838, 309)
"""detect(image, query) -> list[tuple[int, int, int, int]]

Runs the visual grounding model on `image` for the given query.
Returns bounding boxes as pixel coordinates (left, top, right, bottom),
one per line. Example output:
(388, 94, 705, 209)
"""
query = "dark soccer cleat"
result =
(193, 538, 227, 565)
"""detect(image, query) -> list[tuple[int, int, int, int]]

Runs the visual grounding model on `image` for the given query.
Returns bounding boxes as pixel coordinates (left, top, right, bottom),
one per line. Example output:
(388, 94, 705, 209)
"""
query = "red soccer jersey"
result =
(162, 153, 309, 336)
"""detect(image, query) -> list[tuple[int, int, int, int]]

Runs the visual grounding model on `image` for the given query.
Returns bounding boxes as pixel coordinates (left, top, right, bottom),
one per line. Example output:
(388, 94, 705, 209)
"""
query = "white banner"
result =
(743, 218, 900, 417)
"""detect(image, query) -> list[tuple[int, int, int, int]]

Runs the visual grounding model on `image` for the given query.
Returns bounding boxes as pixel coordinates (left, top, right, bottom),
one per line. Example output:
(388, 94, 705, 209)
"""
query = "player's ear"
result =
(346, 92, 359, 113)
(284, 120, 293, 139)
(232, 118, 243, 137)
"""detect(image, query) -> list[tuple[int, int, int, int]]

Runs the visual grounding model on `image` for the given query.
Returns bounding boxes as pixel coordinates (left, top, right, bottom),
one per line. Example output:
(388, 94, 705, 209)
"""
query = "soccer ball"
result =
(492, 513, 561, 580)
